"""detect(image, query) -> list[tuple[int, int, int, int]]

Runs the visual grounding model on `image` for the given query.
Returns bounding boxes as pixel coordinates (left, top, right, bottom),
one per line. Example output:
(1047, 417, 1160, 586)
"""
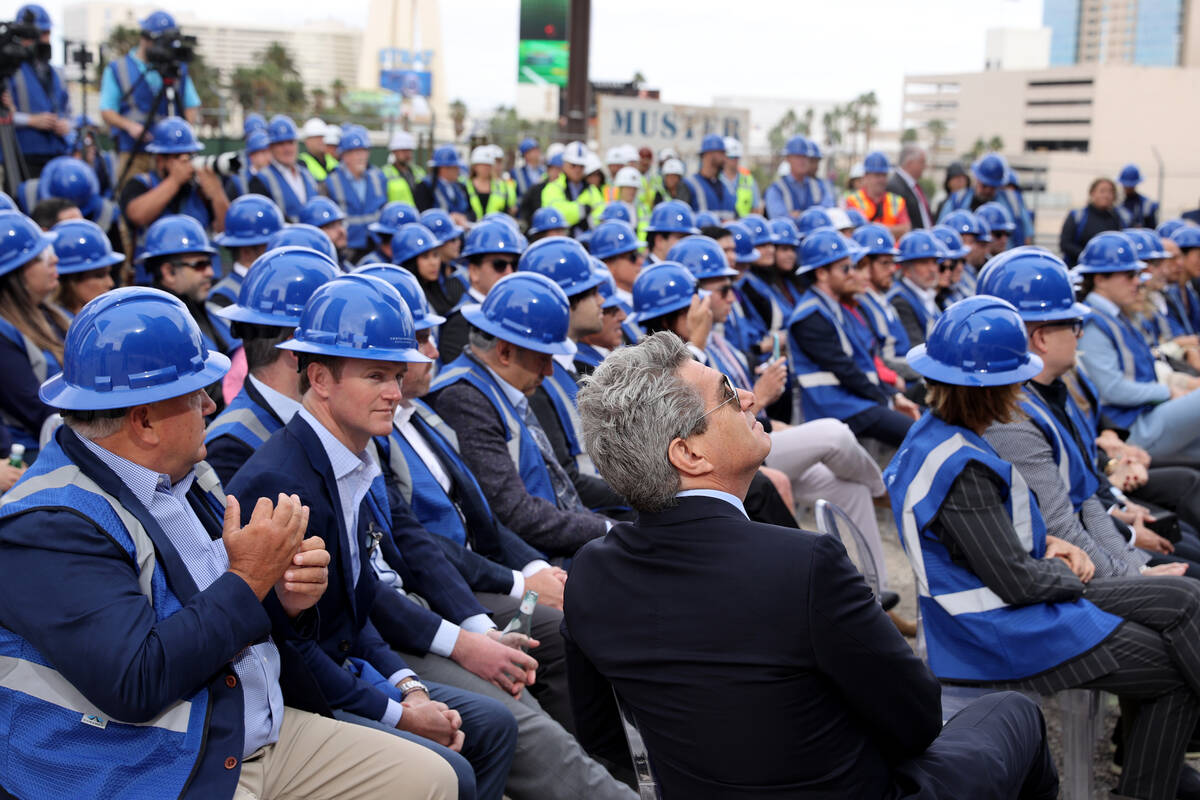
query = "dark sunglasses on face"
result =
(169, 258, 212, 271)
(487, 258, 516, 271)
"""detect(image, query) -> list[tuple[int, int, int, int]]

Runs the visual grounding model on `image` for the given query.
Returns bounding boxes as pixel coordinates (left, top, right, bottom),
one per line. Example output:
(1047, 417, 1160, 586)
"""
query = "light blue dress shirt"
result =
(1078, 292, 1170, 408)
(676, 488, 749, 519)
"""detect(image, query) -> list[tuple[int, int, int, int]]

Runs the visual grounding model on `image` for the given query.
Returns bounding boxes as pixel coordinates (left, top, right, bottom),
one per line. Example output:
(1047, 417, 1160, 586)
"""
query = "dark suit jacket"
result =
(564, 496, 942, 798)
(887, 170, 931, 229)
(790, 309, 892, 405)
(889, 293, 929, 350)
(429, 364, 608, 556)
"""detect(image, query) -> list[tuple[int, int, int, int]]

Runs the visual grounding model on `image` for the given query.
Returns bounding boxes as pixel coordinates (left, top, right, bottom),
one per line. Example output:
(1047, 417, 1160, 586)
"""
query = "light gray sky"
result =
(24, 0, 1044, 128)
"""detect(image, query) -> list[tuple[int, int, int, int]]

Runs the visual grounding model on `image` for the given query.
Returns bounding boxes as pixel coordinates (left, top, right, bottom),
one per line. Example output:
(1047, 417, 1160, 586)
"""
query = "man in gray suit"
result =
(888, 145, 934, 229)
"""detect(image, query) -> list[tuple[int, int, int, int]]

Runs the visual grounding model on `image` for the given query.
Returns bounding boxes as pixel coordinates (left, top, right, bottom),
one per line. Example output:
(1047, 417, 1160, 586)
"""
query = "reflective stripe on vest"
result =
(20, 178, 38, 214)
(786, 291, 880, 422)
(541, 361, 595, 476)
(1081, 299, 1157, 428)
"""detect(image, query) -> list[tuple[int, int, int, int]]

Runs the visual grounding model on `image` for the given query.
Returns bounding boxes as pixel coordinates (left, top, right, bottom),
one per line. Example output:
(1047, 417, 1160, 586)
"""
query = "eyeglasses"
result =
(1041, 319, 1084, 337)
(688, 373, 739, 431)
(992, 230, 1010, 238)
(712, 283, 733, 297)
(168, 258, 212, 271)
(487, 258, 516, 272)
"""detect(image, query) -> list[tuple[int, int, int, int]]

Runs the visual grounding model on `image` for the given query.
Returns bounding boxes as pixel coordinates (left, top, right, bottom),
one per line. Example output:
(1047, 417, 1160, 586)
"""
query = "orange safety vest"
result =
(846, 190, 906, 225)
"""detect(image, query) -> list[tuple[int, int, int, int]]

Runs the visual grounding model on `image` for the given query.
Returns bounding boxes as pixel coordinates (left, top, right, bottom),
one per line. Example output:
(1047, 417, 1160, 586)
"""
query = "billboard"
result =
(596, 96, 752, 163)
(518, 0, 568, 86)
(380, 69, 432, 98)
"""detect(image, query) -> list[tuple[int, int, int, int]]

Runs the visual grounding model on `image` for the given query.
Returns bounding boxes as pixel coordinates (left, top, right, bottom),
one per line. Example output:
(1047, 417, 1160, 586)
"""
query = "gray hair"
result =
(468, 326, 498, 353)
(898, 144, 926, 168)
(62, 409, 127, 441)
(577, 331, 707, 512)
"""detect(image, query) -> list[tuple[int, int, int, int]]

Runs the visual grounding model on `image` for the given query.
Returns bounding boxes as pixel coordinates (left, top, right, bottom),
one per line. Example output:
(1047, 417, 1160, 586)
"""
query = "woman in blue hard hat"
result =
(49, 218, 121, 318)
(391, 222, 463, 316)
(0, 211, 67, 462)
(1058, 177, 1123, 267)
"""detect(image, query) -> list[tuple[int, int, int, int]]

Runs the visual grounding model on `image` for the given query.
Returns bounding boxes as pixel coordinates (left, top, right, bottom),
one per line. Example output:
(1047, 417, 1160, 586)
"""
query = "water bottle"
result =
(8, 444, 25, 468)
(500, 590, 538, 651)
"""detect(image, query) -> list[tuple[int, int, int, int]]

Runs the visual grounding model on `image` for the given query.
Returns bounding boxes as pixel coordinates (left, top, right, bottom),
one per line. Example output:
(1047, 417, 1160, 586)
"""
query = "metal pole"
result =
(564, 0, 590, 139)
(1152, 145, 1164, 209)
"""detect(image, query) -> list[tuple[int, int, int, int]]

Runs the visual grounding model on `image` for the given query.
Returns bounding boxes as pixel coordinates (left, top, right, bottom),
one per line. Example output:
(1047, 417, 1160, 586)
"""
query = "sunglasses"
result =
(168, 258, 212, 271)
(689, 373, 739, 431)
(487, 258, 516, 271)
(1041, 319, 1084, 337)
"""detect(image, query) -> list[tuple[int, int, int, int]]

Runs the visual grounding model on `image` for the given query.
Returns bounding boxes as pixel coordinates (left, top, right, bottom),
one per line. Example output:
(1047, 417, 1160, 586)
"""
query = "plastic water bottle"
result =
(8, 444, 24, 468)
(501, 590, 538, 651)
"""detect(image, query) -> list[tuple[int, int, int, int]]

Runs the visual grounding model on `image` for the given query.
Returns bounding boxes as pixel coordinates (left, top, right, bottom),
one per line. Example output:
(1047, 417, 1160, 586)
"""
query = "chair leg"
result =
(1056, 689, 1098, 799)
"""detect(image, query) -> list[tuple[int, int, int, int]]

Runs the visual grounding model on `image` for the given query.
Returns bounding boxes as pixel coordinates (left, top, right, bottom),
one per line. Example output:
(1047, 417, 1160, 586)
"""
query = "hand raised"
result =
(224, 493, 308, 600)
(274, 535, 328, 617)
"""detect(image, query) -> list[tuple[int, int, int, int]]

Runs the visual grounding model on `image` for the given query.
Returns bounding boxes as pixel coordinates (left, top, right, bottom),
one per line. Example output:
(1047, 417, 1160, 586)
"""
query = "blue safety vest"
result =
(857, 287, 911, 365)
(882, 412, 1122, 681)
(0, 432, 234, 798)
(8, 61, 69, 157)
(786, 288, 881, 421)
(430, 354, 556, 503)
(764, 175, 812, 220)
(207, 270, 242, 309)
(1116, 195, 1159, 229)
(129, 172, 212, 283)
(956, 263, 978, 297)
(422, 176, 469, 216)
(574, 343, 606, 371)
(541, 360, 594, 476)
(738, 271, 787, 331)
(204, 382, 283, 452)
(1018, 388, 1100, 513)
(255, 162, 318, 223)
(107, 54, 190, 153)
(513, 165, 544, 198)
(683, 173, 735, 217)
(325, 165, 388, 251)
(805, 176, 836, 209)
(0, 316, 60, 457)
(1082, 294, 1159, 429)
(887, 278, 940, 341)
(937, 188, 1028, 247)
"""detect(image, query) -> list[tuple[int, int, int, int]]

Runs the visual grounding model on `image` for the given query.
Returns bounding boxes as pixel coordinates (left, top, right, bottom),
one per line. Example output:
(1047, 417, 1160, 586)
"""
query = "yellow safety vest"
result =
(298, 151, 337, 183)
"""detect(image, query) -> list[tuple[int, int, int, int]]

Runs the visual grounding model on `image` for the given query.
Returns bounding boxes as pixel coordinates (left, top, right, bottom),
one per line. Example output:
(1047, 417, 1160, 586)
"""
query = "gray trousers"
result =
(397, 648, 637, 800)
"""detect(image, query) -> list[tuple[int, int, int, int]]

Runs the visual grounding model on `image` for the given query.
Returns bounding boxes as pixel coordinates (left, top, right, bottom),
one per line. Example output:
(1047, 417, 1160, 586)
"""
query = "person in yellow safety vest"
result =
(602, 145, 627, 203)
(592, 167, 646, 229)
(297, 118, 339, 182)
(721, 136, 761, 218)
(382, 129, 425, 207)
(489, 144, 518, 213)
(464, 145, 514, 221)
(541, 141, 604, 236)
(845, 150, 912, 240)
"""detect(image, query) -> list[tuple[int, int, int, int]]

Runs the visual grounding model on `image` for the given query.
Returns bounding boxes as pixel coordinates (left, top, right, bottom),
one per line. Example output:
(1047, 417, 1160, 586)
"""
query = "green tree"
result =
(987, 135, 1004, 153)
(856, 91, 878, 152)
(767, 108, 798, 155)
(901, 127, 918, 143)
(228, 41, 304, 117)
(925, 118, 947, 150)
(331, 78, 348, 110)
(449, 98, 468, 140)
(96, 24, 141, 84)
(311, 88, 327, 114)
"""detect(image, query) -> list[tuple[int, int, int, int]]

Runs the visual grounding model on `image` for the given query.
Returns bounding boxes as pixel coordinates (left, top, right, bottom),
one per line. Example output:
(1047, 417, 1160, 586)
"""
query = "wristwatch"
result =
(397, 679, 428, 699)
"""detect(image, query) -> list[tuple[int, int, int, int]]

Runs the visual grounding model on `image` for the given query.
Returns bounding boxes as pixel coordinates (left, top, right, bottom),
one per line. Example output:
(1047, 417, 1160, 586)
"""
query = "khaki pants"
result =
(234, 707, 457, 800)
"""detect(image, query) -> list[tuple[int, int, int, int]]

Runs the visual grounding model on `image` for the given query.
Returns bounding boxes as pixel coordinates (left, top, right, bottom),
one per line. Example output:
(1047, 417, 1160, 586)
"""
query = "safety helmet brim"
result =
(460, 304, 576, 355)
(906, 345, 1043, 387)
(56, 251, 126, 276)
(276, 337, 430, 363)
(40, 349, 230, 411)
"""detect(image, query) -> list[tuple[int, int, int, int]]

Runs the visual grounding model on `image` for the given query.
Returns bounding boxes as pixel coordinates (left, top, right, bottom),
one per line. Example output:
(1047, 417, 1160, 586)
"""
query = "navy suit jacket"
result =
(564, 496, 942, 799)
(790, 306, 892, 405)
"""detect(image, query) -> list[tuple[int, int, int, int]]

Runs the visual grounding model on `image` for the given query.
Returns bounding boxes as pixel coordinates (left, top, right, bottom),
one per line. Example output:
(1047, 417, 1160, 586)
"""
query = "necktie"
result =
(521, 403, 585, 512)
(711, 330, 752, 390)
(913, 182, 932, 227)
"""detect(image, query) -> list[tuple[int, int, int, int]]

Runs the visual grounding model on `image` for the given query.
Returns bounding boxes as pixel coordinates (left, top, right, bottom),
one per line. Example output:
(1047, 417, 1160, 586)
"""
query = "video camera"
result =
(0, 17, 50, 82)
(144, 29, 197, 81)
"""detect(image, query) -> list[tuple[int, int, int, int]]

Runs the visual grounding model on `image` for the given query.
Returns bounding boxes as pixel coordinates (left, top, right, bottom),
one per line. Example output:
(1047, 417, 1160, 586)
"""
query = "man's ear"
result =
(495, 339, 516, 367)
(668, 435, 713, 480)
(306, 361, 335, 400)
(126, 404, 158, 448)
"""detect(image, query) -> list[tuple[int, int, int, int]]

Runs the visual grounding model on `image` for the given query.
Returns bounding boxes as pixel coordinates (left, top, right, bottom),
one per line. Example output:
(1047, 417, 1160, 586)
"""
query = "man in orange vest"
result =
(846, 151, 911, 240)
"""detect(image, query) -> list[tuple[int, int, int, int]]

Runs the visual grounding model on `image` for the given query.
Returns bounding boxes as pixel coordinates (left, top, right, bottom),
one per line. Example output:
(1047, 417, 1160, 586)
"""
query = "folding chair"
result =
(612, 688, 661, 800)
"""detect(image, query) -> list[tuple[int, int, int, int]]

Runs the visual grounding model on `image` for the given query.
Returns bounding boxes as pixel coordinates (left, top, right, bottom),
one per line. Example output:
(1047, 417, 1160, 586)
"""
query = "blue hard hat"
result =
(844, 207, 867, 229)
(137, 214, 216, 265)
(804, 139, 823, 159)
(0, 211, 55, 277)
(972, 153, 1009, 188)
(1118, 164, 1143, 187)
(245, 129, 270, 154)
(482, 211, 519, 231)
(215, 194, 284, 248)
(589, 258, 629, 312)
(941, 209, 992, 243)
(519, 138, 539, 155)
(528, 207, 568, 236)
(863, 151, 890, 174)
(41, 287, 230, 410)
(976, 247, 1088, 323)
(1075, 231, 1145, 273)
(16, 4, 51, 32)
(266, 224, 337, 263)
(598, 203, 634, 225)
(547, 152, 563, 168)
(145, 117, 202, 154)
(461, 271, 576, 355)
(243, 113, 267, 137)
(267, 115, 298, 145)
(852, 223, 899, 257)
(699, 134, 726, 154)
(218, 246, 339, 327)
(0, 194, 15, 212)
(646, 200, 700, 235)
(139, 10, 177, 34)
(907, 295, 1042, 387)
(369, 202, 420, 236)
(589, 220, 644, 261)
(770, 218, 801, 248)
(431, 145, 460, 168)
(740, 214, 775, 247)
(727, 221, 761, 264)
(668, 235, 738, 280)
(1172, 225, 1200, 251)
(51, 219, 124, 276)
(895, 229, 946, 264)
(797, 227, 857, 275)
(1158, 219, 1193, 240)
(299, 196, 346, 228)
(796, 207, 834, 239)
(930, 225, 969, 260)
(518, 236, 605, 297)
(631, 261, 701, 324)
(418, 208, 465, 244)
(1123, 228, 1169, 261)
(391, 223, 441, 264)
(461, 219, 524, 259)
(278, 274, 429, 363)
(694, 211, 721, 228)
(338, 126, 370, 153)
(784, 136, 810, 157)
(975, 201, 1016, 233)
(37, 156, 101, 217)
(352, 264, 446, 330)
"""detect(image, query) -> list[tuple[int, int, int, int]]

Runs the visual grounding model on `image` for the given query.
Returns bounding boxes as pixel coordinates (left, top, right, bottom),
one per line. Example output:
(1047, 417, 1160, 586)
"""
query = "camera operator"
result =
(2, 4, 71, 177)
(120, 116, 227, 282)
(98, 10, 200, 186)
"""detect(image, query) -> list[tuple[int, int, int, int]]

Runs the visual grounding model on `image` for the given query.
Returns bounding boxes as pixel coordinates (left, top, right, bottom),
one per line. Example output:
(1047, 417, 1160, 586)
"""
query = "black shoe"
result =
(1177, 764, 1200, 800)
(879, 590, 900, 611)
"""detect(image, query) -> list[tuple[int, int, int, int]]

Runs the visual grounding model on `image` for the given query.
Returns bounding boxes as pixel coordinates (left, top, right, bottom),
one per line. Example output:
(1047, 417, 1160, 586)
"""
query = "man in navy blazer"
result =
(565, 331, 1060, 799)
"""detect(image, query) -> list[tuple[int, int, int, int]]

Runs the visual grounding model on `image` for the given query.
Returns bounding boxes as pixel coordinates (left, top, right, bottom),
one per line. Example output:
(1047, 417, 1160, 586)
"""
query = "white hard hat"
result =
(489, 144, 505, 162)
(776, 160, 790, 177)
(563, 141, 589, 166)
(470, 145, 493, 165)
(389, 130, 416, 151)
(658, 147, 679, 163)
(724, 137, 743, 159)
(662, 158, 685, 176)
(583, 151, 603, 176)
(323, 126, 341, 146)
(614, 166, 643, 188)
(301, 117, 328, 139)
(546, 141, 566, 160)
(618, 144, 640, 164)
(849, 162, 865, 179)
(826, 208, 852, 230)
(605, 146, 625, 166)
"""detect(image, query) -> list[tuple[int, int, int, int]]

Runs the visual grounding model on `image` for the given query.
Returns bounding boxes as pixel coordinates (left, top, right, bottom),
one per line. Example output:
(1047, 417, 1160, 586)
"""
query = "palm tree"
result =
(449, 99, 467, 140)
(331, 79, 347, 110)
(312, 88, 327, 114)
(800, 107, 814, 137)
(926, 118, 948, 152)
(857, 91, 878, 152)
(987, 135, 1004, 153)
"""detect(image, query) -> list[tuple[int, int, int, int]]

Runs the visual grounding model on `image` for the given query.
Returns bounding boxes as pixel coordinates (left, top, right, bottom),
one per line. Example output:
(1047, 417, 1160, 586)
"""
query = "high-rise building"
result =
(1044, 0, 1194, 66)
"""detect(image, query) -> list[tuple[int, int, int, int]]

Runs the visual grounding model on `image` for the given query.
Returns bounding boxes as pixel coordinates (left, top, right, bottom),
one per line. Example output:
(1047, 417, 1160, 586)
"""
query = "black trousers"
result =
(847, 405, 915, 448)
(1132, 465, 1200, 532)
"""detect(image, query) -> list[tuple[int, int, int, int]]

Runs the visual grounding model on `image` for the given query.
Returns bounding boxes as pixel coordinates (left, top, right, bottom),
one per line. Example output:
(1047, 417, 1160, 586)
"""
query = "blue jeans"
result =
(334, 679, 518, 800)
(1129, 389, 1200, 463)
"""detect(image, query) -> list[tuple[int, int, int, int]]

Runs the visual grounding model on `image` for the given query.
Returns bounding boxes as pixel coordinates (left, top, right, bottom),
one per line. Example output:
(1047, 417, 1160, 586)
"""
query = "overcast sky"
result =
(23, 0, 1044, 128)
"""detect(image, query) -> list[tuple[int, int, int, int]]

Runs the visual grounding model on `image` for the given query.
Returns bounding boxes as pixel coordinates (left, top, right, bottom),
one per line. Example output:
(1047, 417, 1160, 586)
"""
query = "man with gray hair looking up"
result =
(563, 330, 1061, 799)
(888, 144, 933, 229)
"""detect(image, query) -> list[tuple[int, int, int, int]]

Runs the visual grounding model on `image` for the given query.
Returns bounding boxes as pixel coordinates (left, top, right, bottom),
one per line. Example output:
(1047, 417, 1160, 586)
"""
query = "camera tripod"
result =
(114, 68, 183, 188)
(0, 106, 28, 199)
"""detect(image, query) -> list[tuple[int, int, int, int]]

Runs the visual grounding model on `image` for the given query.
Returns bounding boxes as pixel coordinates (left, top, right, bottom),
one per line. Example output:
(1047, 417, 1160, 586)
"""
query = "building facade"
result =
(1044, 0, 1195, 66)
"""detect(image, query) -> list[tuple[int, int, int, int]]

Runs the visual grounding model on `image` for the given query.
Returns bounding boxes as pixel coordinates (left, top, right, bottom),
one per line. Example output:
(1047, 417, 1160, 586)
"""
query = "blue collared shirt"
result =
(249, 376, 302, 425)
(79, 433, 283, 758)
(676, 488, 749, 519)
(1079, 292, 1170, 408)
